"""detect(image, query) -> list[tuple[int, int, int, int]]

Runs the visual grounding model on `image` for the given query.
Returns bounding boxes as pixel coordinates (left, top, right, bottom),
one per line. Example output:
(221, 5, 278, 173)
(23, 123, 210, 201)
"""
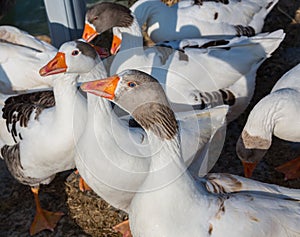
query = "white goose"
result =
(81, 69, 300, 237)
(46, 41, 300, 236)
(0, 41, 100, 235)
(45, 41, 300, 200)
(0, 25, 57, 93)
(0, 25, 110, 94)
(82, 2, 284, 121)
(42, 40, 229, 213)
(130, 0, 279, 43)
(236, 63, 300, 180)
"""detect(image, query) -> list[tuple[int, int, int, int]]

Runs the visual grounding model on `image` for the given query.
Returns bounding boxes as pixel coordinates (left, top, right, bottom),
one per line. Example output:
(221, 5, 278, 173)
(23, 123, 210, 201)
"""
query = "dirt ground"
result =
(0, 0, 300, 236)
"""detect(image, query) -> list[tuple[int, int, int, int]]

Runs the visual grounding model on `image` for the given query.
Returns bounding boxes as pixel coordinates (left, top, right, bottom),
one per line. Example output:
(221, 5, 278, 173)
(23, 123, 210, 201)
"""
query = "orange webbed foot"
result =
(113, 220, 132, 237)
(74, 170, 92, 192)
(30, 208, 64, 235)
(79, 176, 92, 192)
(30, 187, 64, 235)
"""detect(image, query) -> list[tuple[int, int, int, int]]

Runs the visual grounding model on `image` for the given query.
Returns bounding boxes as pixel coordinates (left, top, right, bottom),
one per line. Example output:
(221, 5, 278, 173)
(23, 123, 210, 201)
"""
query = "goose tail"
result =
(249, 0, 280, 33)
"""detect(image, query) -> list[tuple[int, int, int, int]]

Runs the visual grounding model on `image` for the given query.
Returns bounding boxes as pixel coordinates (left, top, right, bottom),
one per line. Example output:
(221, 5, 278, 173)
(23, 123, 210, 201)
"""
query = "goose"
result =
(236, 63, 300, 180)
(42, 39, 231, 236)
(47, 39, 300, 205)
(81, 69, 300, 237)
(45, 41, 300, 237)
(0, 41, 102, 235)
(0, 25, 107, 191)
(0, 25, 57, 93)
(44, 41, 300, 201)
(82, 2, 284, 121)
(0, 25, 110, 94)
(42, 39, 230, 212)
(130, 0, 279, 43)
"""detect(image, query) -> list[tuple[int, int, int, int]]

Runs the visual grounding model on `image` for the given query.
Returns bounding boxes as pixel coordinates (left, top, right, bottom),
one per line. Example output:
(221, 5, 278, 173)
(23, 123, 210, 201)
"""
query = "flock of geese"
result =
(0, 0, 299, 236)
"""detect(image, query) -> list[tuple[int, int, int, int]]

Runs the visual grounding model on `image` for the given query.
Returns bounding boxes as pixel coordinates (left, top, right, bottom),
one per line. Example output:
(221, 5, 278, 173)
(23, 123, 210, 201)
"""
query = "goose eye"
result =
(127, 81, 136, 88)
(93, 16, 98, 21)
(72, 50, 79, 56)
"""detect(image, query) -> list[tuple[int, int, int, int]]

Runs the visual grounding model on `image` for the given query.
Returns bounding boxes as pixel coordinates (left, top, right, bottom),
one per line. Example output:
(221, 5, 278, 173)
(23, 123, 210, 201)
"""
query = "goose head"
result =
(39, 40, 101, 77)
(81, 69, 178, 140)
(82, 2, 134, 54)
(236, 130, 270, 178)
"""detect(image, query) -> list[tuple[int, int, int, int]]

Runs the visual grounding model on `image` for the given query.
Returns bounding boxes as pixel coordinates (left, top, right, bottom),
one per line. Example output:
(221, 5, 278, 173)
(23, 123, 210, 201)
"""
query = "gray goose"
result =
(81, 69, 300, 237)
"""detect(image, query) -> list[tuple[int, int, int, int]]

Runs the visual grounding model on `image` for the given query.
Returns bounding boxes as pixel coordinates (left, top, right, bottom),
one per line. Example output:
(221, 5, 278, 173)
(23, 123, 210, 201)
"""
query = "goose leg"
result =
(79, 176, 92, 192)
(275, 156, 300, 180)
(74, 170, 92, 192)
(29, 187, 64, 236)
(113, 220, 132, 237)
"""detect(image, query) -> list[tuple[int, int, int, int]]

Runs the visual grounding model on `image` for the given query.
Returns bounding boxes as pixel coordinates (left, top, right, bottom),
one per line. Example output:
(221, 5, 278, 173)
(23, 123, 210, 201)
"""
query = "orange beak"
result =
(39, 52, 67, 76)
(80, 76, 120, 100)
(110, 34, 122, 55)
(82, 22, 99, 42)
(242, 161, 258, 178)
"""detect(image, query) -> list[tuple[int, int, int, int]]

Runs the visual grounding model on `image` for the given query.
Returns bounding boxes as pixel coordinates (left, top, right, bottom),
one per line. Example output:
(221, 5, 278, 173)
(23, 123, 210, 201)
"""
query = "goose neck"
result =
(117, 18, 144, 51)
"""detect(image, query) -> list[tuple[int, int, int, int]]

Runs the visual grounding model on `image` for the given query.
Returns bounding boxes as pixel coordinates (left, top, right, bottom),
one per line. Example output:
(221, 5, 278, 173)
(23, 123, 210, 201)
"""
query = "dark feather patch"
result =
(2, 90, 55, 142)
(133, 103, 178, 140)
(76, 40, 97, 59)
(87, 2, 134, 34)
(219, 89, 235, 106)
(191, 89, 235, 110)
(193, 0, 229, 6)
(155, 46, 189, 64)
(235, 25, 255, 37)
(1, 144, 45, 186)
(182, 39, 230, 50)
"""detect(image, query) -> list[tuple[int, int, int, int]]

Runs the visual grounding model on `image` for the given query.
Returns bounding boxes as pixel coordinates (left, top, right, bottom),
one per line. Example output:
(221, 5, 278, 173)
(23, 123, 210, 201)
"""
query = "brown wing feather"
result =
(1, 144, 46, 186)
(2, 90, 55, 142)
